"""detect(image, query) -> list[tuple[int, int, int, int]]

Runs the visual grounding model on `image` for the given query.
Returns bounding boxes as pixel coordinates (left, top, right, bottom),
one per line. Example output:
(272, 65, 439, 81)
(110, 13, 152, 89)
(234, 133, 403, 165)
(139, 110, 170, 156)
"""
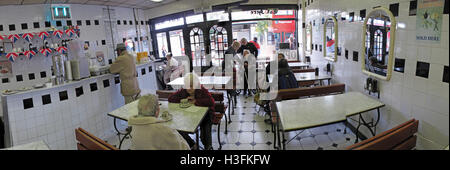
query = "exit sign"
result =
(51, 4, 71, 20)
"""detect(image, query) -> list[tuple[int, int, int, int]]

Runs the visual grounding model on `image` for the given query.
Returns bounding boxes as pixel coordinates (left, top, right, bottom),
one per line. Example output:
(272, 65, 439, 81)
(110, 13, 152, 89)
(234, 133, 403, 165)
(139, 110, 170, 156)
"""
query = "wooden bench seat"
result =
(346, 119, 419, 150)
(75, 128, 118, 150)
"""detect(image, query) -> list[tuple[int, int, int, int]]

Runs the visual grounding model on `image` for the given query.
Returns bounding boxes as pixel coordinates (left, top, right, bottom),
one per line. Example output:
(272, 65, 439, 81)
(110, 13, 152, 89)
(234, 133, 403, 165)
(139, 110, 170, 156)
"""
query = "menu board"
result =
(416, 0, 445, 42)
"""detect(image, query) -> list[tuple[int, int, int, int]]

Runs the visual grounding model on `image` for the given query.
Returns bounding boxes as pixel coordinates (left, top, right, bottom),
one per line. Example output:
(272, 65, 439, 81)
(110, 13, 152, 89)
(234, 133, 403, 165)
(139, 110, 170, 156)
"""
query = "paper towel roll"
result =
(65, 61, 73, 81)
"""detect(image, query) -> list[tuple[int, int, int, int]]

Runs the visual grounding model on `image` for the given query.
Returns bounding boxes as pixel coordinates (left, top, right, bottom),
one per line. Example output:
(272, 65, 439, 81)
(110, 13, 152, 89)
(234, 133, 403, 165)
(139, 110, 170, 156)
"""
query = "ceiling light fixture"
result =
(150, 0, 164, 2)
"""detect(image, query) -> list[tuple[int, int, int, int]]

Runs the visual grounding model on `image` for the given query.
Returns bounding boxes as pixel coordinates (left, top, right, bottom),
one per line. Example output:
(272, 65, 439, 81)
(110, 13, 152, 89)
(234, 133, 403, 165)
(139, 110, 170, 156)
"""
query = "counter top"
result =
(1, 62, 153, 98)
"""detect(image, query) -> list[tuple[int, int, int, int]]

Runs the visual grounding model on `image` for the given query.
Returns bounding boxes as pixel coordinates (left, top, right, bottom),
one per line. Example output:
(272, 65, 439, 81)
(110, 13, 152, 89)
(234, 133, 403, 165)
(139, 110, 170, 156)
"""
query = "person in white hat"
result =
(128, 94, 190, 150)
(109, 43, 141, 104)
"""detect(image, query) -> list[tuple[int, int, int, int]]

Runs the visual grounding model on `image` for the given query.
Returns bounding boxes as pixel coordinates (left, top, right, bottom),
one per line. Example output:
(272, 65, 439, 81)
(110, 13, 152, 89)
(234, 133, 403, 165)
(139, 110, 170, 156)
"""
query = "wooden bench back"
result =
(277, 83, 345, 101)
(156, 90, 175, 100)
(292, 68, 315, 73)
(347, 119, 419, 150)
(75, 128, 118, 150)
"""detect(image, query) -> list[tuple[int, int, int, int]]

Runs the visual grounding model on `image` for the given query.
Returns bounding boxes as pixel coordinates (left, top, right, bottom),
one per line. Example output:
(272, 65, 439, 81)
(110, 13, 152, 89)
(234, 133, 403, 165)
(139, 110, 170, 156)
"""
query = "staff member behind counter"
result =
(109, 43, 141, 104)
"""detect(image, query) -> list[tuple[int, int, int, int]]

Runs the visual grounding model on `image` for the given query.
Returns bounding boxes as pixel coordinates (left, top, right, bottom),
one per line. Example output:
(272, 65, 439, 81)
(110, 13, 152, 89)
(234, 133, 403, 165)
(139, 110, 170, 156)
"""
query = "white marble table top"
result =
(2, 140, 50, 150)
(288, 62, 309, 67)
(276, 92, 385, 131)
(268, 72, 332, 83)
(107, 100, 209, 133)
(167, 76, 232, 86)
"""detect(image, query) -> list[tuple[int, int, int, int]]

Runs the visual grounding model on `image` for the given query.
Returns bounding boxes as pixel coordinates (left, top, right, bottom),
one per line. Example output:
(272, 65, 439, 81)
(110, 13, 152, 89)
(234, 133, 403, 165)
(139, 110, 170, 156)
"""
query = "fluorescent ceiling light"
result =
(151, 0, 163, 2)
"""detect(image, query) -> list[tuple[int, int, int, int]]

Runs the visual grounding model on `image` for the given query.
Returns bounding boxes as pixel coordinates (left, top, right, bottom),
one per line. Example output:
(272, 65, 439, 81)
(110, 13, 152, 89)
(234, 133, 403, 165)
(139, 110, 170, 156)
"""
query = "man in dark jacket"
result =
(237, 38, 258, 57)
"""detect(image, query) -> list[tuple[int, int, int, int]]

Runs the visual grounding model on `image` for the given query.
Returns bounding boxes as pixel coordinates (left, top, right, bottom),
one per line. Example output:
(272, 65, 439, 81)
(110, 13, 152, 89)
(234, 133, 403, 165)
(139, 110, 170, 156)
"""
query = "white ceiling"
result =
(0, 0, 179, 9)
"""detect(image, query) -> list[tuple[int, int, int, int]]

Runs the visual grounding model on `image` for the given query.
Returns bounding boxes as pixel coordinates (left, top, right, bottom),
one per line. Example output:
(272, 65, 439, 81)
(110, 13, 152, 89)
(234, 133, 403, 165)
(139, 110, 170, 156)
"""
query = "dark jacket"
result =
(237, 43, 258, 57)
(278, 59, 298, 90)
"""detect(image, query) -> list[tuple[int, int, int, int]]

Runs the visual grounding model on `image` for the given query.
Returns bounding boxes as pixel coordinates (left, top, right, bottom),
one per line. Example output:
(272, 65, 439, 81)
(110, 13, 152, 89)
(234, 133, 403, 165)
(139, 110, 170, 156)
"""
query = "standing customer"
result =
(109, 43, 141, 104)
(237, 38, 258, 57)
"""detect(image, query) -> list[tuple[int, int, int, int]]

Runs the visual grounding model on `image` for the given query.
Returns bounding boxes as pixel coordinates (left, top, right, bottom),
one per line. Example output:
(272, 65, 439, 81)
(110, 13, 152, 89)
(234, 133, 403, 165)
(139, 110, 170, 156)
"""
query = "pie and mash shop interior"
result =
(0, 0, 448, 151)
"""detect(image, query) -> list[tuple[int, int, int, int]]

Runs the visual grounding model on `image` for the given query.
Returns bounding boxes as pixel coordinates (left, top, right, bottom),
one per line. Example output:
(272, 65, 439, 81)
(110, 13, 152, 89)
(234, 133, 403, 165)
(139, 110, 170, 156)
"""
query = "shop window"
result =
(210, 25, 228, 67)
(207, 11, 229, 21)
(186, 14, 204, 24)
(155, 17, 183, 30)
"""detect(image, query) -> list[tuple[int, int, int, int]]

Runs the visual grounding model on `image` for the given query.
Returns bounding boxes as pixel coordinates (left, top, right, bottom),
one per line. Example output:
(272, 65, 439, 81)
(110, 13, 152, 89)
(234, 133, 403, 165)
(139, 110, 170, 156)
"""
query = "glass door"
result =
(169, 29, 185, 56)
(156, 32, 168, 58)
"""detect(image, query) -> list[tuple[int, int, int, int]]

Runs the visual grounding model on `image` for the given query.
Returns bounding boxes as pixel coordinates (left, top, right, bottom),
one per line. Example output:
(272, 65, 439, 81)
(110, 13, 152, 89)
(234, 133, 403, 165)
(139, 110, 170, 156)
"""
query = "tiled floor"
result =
(104, 93, 358, 150)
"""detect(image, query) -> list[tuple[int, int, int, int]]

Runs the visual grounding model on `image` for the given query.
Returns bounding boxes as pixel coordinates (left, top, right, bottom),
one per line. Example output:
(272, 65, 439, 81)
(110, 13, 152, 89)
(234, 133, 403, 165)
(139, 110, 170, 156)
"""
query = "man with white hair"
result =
(128, 94, 190, 150)
(109, 43, 141, 104)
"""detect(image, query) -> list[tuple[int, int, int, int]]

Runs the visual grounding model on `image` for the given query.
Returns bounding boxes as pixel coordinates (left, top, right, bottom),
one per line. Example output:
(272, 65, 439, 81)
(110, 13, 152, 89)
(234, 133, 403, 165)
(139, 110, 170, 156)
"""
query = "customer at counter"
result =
(168, 73, 215, 150)
(109, 43, 141, 104)
(129, 94, 190, 150)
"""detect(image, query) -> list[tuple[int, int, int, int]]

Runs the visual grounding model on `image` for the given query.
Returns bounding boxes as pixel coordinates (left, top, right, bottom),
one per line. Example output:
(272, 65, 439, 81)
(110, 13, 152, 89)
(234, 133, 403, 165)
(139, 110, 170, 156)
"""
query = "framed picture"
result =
(0, 60, 12, 77)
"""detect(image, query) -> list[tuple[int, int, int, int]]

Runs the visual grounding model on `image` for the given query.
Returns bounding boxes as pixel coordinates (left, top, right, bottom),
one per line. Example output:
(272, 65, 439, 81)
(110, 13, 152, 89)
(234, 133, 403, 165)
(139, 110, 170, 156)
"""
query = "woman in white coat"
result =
(128, 94, 190, 150)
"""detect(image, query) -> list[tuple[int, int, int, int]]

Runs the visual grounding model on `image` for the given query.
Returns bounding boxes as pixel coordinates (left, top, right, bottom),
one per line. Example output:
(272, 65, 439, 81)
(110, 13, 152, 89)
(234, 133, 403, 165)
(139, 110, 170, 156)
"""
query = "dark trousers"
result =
(179, 113, 213, 149)
(0, 117, 4, 148)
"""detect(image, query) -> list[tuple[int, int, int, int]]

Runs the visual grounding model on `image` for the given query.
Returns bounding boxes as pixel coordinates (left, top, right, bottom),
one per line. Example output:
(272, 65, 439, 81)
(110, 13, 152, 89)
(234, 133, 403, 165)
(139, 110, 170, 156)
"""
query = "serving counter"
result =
(0, 62, 157, 149)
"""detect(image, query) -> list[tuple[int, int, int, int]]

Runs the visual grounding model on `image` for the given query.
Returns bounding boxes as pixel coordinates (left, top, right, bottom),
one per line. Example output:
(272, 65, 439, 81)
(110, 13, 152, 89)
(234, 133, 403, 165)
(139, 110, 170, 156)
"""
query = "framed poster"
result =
(0, 60, 12, 77)
(416, 0, 445, 42)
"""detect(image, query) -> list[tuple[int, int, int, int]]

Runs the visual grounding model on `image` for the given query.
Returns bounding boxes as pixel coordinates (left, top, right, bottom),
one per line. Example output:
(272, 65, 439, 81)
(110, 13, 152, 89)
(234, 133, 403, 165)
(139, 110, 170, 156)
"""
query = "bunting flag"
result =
(8, 34, 20, 43)
(6, 52, 19, 62)
(56, 46, 68, 54)
(65, 29, 76, 37)
(39, 31, 50, 40)
(40, 48, 52, 57)
(53, 30, 64, 39)
(22, 33, 34, 43)
(24, 50, 37, 59)
(0, 34, 4, 41)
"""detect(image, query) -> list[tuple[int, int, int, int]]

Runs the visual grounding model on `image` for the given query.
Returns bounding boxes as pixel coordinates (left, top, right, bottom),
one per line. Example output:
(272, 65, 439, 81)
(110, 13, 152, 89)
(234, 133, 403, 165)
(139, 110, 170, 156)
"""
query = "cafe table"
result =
(274, 92, 385, 150)
(268, 72, 332, 86)
(107, 100, 209, 150)
(288, 62, 310, 69)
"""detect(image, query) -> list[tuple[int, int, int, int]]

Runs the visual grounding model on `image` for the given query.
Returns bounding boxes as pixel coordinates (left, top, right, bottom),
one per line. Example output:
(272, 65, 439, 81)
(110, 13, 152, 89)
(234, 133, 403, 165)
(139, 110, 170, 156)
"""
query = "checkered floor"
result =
(105, 94, 358, 150)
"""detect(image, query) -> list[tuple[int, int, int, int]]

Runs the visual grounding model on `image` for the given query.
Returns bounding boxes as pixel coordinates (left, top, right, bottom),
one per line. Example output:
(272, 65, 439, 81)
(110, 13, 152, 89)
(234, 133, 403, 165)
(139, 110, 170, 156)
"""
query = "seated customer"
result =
(168, 73, 215, 150)
(278, 59, 299, 90)
(128, 94, 190, 150)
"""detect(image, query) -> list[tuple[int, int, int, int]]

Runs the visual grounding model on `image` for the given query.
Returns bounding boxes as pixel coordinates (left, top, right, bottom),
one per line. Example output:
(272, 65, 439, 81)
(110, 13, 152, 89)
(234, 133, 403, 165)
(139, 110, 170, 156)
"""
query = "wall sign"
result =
(416, 0, 444, 42)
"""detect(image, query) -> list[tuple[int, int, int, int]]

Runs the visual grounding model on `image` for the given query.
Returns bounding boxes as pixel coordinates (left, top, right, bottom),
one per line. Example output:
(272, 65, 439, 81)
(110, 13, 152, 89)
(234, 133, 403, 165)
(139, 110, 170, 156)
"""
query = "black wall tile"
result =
(349, 12, 355, 22)
(102, 40, 106, 45)
(129, 20, 133, 25)
(445, 0, 449, 14)
(21, 23, 28, 30)
(28, 73, 35, 80)
(75, 86, 84, 97)
(45, 21, 51, 27)
(59, 91, 68, 101)
(390, 3, 400, 17)
(9, 24, 15, 31)
(141, 68, 146, 75)
(149, 66, 152, 72)
(2, 78, 9, 83)
(77, 20, 82, 26)
(123, 20, 127, 25)
(42, 94, 51, 105)
(360, 9, 366, 21)
(40, 71, 47, 78)
(319, 45, 322, 52)
(86, 20, 91, 26)
(117, 20, 121, 25)
(33, 22, 40, 29)
(108, 59, 113, 65)
(103, 79, 110, 88)
(443, 66, 448, 83)
(0, 25, 3, 31)
(141, 21, 144, 25)
(23, 98, 34, 110)
(353, 51, 359, 62)
(416, 61, 430, 78)
(16, 75, 23, 82)
(394, 58, 405, 73)
(56, 21, 62, 27)
(90, 83, 98, 92)
(94, 20, 99, 25)
(345, 49, 349, 59)
(115, 77, 120, 84)
(67, 20, 72, 26)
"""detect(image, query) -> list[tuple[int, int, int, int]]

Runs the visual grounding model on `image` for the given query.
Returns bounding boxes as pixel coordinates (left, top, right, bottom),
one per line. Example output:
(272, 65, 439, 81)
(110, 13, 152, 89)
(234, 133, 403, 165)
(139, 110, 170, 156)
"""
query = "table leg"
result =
(113, 118, 128, 142)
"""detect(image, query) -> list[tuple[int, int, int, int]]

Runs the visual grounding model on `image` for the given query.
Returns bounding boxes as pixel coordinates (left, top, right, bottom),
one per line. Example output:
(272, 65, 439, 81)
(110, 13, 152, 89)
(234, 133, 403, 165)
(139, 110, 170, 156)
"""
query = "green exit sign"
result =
(52, 5, 71, 20)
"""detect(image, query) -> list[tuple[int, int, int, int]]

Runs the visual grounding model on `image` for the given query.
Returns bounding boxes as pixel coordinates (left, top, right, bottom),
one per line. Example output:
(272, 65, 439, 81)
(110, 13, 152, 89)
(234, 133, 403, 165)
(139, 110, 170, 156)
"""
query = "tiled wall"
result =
(302, 0, 449, 149)
(2, 63, 157, 149)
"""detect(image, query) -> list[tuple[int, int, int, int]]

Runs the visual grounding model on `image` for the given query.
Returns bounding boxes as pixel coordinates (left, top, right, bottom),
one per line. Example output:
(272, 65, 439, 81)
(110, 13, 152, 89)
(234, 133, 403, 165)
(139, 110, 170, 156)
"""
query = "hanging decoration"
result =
(53, 30, 64, 39)
(0, 34, 4, 41)
(39, 31, 50, 40)
(40, 48, 52, 57)
(22, 33, 34, 43)
(8, 34, 20, 43)
(6, 52, 19, 62)
(65, 29, 76, 38)
(24, 50, 37, 60)
(56, 46, 68, 54)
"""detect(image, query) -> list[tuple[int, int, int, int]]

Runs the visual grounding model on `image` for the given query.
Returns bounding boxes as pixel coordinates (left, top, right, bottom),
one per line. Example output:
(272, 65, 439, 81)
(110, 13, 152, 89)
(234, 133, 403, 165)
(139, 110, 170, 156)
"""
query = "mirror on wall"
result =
(362, 7, 396, 81)
(323, 16, 338, 62)
(305, 22, 313, 55)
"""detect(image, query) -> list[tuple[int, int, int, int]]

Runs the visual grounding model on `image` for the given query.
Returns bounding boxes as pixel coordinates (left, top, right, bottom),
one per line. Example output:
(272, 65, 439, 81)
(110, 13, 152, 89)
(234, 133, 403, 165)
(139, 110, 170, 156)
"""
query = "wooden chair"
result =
(156, 90, 176, 100)
(346, 119, 419, 150)
(75, 128, 118, 150)
(210, 92, 228, 150)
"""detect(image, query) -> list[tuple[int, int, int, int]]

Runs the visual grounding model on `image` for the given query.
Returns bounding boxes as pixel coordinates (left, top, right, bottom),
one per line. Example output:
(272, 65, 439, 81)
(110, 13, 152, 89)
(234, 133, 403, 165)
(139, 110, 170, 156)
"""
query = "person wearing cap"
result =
(128, 94, 190, 150)
(109, 43, 141, 104)
(168, 73, 215, 150)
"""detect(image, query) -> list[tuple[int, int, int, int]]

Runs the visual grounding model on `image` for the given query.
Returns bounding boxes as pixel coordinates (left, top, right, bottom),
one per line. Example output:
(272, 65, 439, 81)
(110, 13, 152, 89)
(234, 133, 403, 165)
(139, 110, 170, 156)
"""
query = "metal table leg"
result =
(195, 129, 200, 150)
(354, 108, 381, 143)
